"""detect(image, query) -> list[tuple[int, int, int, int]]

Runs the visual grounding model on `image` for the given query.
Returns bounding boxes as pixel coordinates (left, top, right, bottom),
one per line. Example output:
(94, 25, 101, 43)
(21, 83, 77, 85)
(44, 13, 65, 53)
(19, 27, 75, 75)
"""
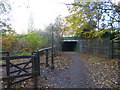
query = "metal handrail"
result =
(38, 46, 55, 52)
(38, 47, 52, 52)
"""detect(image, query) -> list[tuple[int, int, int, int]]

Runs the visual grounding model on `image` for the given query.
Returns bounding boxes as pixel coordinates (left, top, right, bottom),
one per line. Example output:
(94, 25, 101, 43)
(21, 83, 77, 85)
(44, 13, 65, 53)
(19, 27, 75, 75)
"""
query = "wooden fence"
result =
(0, 47, 55, 88)
(79, 38, 120, 59)
(112, 40, 120, 59)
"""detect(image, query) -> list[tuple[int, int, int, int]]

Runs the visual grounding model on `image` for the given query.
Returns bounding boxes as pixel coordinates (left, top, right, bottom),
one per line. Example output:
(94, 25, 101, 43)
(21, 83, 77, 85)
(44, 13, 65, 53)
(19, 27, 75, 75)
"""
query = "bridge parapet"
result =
(62, 37, 79, 41)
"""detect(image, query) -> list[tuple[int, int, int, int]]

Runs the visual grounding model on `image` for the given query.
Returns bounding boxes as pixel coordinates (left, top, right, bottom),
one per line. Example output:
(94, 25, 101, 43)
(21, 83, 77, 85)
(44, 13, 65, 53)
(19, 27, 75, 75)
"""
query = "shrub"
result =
(2, 33, 18, 51)
(23, 30, 49, 52)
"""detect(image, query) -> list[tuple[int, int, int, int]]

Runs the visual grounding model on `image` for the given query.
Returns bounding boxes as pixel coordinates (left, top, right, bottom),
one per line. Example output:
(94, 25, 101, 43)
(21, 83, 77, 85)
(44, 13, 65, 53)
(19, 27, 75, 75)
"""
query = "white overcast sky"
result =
(4, 0, 120, 34)
(9, 0, 74, 34)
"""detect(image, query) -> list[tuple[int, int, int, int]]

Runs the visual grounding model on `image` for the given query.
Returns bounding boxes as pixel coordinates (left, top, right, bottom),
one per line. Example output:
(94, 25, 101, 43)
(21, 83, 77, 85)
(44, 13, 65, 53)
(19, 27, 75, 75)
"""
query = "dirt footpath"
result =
(41, 52, 95, 88)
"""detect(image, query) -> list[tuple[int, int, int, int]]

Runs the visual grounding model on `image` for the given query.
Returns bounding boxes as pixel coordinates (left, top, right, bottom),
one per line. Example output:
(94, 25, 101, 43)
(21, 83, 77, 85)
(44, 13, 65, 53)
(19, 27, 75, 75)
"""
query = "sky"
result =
(9, 0, 74, 34)
(2, 0, 119, 34)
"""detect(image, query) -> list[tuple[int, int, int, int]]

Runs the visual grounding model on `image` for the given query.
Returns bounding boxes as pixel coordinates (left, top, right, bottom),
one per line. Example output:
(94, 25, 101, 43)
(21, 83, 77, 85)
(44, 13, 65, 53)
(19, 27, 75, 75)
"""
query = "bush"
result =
(2, 33, 18, 51)
(2, 30, 51, 55)
(23, 30, 49, 52)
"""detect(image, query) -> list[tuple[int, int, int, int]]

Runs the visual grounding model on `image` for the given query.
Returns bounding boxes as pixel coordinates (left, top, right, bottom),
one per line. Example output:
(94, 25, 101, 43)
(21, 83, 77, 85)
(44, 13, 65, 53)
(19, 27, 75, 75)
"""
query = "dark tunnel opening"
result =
(62, 42, 77, 51)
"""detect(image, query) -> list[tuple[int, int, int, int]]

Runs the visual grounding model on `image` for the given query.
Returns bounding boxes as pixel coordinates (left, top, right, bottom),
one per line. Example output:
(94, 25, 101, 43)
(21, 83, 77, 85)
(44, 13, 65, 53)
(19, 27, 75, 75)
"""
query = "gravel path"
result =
(41, 52, 94, 88)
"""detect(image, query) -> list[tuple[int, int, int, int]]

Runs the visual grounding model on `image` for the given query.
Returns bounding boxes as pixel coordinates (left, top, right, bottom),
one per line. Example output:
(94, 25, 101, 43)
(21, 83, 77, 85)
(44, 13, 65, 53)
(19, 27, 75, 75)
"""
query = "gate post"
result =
(32, 56, 38, 89)
(6, 54, 10, 88)
(32, 52, 40, 76)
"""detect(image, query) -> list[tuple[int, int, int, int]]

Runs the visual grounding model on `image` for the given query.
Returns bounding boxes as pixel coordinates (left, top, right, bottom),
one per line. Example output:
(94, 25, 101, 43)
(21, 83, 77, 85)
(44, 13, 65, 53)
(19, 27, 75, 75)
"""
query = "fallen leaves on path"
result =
(40, 52, 72, 70)
(54, 52, 72, 70)
(79, 52, 120, 88)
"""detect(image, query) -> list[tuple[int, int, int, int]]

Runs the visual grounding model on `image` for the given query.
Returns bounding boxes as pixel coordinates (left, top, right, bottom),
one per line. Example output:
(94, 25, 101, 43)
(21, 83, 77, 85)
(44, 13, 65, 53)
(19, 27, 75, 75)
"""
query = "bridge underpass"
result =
(62, 37, 80, 51)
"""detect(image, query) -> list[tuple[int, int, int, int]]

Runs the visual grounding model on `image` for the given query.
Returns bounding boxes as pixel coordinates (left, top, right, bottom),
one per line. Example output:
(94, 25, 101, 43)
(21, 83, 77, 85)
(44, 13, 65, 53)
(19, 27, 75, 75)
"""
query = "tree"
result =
(65, 1, 99, 38)
(53, 16, 68, 52)
(65, 0, 120, 39)
(0, 0, 15, 36)
(43, 16, 68, 52)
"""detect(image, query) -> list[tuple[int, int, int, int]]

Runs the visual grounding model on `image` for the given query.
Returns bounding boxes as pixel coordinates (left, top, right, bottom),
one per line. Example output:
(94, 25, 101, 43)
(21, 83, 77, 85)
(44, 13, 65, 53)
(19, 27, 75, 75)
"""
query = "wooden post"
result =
(51, 48, 54, 69)
(51, 26, 54, 69)
(36, 52, 40, 76)
(6, 56, 10, 88)
(45, 49, 49, 67)
(32, 56, 38, 89)
(32, 52, 40, 76)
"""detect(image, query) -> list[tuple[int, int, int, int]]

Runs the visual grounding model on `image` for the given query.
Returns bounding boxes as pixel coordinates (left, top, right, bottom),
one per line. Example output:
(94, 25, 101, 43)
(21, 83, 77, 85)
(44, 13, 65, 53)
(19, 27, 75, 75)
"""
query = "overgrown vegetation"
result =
(1, 30, 51, 55)
(65, 0, 120, 39)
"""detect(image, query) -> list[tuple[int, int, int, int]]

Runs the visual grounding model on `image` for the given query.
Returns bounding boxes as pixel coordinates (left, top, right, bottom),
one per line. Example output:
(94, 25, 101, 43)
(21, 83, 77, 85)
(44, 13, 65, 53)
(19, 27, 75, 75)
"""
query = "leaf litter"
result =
(79, 52, 120, 88)
(2, 52, 119, 88)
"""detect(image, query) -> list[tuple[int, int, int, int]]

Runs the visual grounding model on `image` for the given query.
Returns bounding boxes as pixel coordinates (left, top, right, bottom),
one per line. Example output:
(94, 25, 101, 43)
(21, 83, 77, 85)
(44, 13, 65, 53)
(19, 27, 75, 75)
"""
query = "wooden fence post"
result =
(32, 56, 38, 89)
(51, 48, 54, 69)
(6, 56, 10, 88)
(45, 49, 49, 67)
(32, 52, 40, 76)
(36, 52, 40, 76)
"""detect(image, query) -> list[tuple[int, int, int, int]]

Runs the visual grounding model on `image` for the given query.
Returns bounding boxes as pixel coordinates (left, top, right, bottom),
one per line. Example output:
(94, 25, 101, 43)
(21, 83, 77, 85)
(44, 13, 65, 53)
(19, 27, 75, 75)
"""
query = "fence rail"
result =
(79, 38, 120, 59)
(0, 46, 55, 88)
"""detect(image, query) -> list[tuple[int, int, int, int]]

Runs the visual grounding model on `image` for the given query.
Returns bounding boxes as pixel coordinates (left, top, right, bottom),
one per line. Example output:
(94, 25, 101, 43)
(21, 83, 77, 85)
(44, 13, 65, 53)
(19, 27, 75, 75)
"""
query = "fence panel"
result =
(79, 38, 120, 59)
(112, 40, 120, 59)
